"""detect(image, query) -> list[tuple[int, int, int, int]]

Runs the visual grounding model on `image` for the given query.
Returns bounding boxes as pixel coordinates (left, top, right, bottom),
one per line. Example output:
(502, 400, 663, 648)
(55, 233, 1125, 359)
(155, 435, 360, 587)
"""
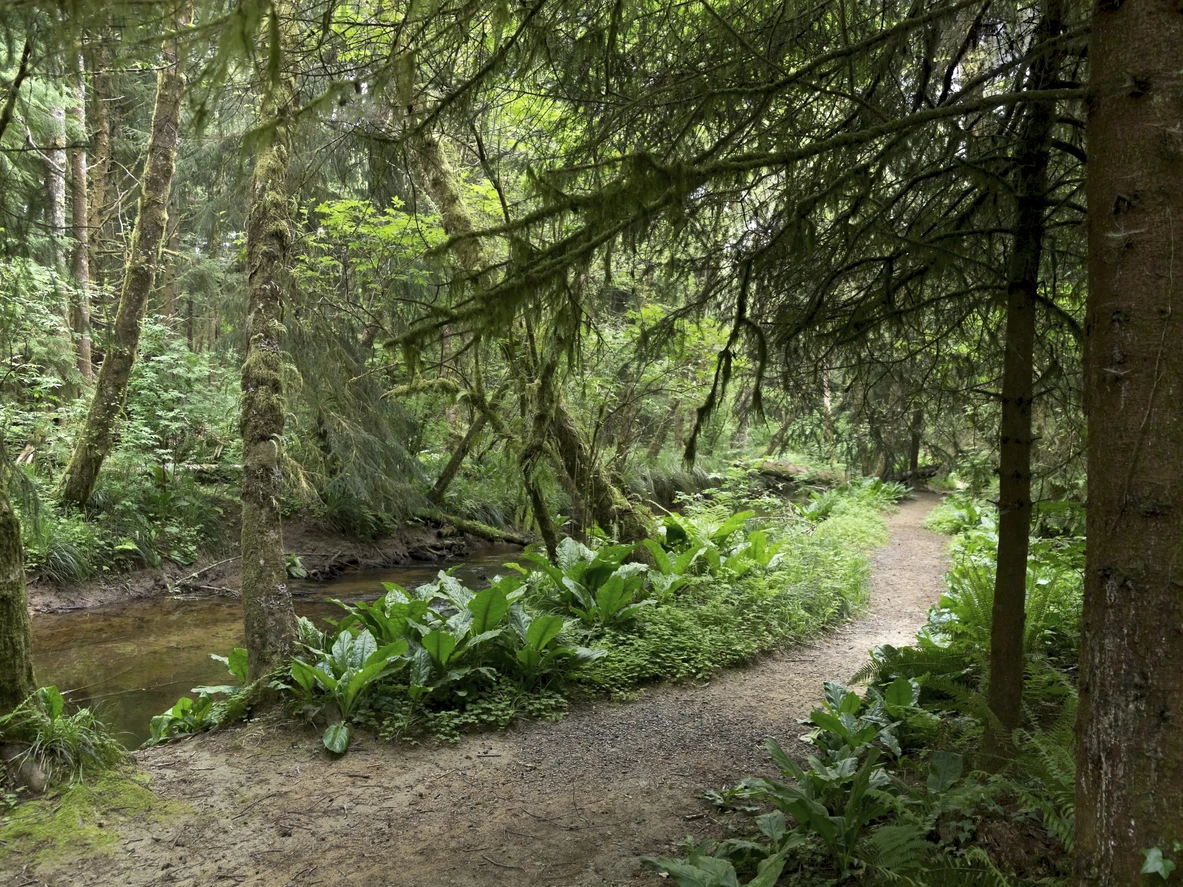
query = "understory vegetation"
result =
(644, 494, 1086, 886)
(148, 478, 905, 751)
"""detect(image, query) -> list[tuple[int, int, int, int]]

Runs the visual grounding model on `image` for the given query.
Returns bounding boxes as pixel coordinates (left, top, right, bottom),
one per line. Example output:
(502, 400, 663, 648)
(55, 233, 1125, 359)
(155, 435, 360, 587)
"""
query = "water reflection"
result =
(31, 547, 521, 747)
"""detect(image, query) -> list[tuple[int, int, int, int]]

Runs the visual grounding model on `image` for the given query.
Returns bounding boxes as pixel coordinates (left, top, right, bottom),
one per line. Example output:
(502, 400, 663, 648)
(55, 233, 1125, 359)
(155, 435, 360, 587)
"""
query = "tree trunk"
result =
(69, 49, 93, 382)
(0, 484, 35, 716)
(88, 41, 112, 289)
(239, 13, 299, 681)
(427, 411, 488, 505)
(46, 104, 68, 271)
(1075, 4, 1183, 884)
(908, 408, 922, 475)
(646, 399, 680, 461)
(985, 0, 1063, 755)
(58, 9, 188, 508)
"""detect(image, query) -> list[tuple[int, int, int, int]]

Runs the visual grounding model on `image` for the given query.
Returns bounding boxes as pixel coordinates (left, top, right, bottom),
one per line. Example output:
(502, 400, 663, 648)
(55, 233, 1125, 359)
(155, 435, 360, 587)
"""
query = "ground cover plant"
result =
(145, 480, 904, 750)
(643, 495, 1085, 886)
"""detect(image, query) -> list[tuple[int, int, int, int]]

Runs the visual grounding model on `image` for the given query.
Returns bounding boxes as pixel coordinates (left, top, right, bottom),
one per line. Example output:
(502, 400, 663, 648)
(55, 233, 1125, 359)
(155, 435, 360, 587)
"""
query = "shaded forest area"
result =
(0, 0, 1180, 885)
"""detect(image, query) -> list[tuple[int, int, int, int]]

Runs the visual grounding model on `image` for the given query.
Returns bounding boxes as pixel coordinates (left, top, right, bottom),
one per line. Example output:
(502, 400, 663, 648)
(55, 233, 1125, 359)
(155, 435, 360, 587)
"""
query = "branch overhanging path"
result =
(44, 494, 949, 886)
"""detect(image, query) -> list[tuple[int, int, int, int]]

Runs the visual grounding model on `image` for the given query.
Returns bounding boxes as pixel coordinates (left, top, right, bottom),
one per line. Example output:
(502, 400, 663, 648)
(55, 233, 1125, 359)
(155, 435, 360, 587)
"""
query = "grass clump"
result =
(0, 687, 126, 786)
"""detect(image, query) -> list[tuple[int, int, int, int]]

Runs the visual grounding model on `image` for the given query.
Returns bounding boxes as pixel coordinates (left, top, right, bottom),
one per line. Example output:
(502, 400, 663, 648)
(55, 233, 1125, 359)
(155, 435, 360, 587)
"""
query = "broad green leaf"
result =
(884, 677, 914, 707)
(468, 586, 509, 635)
(755, 810, 786, 842)
(926, 751, 963, 793)
(709, 511, 755, 544)
(1142, 848, 1177, 880)
(525, 615, 565, 650)
(422, 631, 458, 666)
(638, 539, 671, 574)
(227, 648, 249, 682)
(323, 722, 351, 754)
(38, 686, 65, 720)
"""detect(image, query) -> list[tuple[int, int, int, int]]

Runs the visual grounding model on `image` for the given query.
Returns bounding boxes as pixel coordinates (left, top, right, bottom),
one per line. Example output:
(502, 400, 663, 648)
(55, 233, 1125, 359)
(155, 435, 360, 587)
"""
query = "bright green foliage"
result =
(653, 493, 1084, 886)
(147, 648, 251, 746)
(282, 629, 409, 753)
(0, 687, 126, 785)
(520, 538, 659, 626)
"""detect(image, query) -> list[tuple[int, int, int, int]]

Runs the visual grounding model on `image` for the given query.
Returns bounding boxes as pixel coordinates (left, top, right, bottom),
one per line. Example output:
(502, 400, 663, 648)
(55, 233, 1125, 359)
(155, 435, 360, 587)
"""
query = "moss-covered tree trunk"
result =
(239, 15, 299, 681)
(0, 485, 34, 716)
(58, 10, 188, 507)
(69, 48, 93, 382)
(1075, 3, 1183, 883)
(985, 0, 1064, 755)
(428, 411, 488, 505)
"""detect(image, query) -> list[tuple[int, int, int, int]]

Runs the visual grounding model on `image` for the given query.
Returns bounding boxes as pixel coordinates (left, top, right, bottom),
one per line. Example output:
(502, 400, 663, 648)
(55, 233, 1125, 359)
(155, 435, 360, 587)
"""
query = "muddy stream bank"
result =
(31, 547, 522, 746)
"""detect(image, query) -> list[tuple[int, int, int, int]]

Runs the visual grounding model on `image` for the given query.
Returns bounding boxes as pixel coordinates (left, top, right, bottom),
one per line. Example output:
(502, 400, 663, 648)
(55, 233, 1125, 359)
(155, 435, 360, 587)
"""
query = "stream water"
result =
(30, 547, 522, 747)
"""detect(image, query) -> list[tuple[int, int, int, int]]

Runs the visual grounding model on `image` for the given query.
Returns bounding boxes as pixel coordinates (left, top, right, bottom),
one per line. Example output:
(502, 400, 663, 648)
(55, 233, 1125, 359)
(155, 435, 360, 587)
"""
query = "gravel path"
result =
(14, 493, 948, 887)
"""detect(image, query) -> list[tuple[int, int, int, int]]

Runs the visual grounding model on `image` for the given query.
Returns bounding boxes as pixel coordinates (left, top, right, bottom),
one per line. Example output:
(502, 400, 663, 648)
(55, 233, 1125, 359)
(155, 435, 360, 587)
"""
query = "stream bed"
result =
(30, 547, 522, 747)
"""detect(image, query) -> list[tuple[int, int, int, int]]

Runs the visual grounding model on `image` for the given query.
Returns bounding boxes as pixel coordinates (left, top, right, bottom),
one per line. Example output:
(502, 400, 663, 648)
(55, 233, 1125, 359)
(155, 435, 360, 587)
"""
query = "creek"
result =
(30, 547, 522, 747)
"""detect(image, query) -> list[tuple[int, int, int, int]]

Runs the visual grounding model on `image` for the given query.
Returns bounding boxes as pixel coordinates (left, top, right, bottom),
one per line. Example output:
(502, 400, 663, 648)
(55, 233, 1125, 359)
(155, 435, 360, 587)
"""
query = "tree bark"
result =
(985, 0, 1064, 755)
(239, 10, 299, 681)
(908, 407, 922, 475)
(0, 484, 35, 716)
(46, 104, 68, 271)
(1076, 3, 1183, 883)
(646, 399, 680, 461)
(58, 8, 188, 507)
(427, 411, 489, 505)
(69, 49, 94, 382)
(88, 36, 113, 289)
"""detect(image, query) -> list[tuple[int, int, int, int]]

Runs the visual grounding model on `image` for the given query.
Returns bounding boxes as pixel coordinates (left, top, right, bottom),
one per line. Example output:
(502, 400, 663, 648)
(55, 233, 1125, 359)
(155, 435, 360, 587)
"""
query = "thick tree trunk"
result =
(58, 10, 188, 507)
(69, 50, 94, 382)
(239, 16, 299, 681)
(0, 485, 35, 716)
(985, 0, 1063, 754)
(1076, 4, 1183, 883)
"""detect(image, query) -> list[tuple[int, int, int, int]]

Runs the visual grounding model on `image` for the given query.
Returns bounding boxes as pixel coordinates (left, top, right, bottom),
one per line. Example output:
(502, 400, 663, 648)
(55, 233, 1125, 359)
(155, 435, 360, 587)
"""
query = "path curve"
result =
(23, 494, 948, 887)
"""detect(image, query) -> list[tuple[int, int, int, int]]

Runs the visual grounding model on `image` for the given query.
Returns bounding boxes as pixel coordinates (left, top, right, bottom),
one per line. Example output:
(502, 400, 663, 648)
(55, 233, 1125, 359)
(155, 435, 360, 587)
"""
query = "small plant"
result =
(147, 648, 252, 746)
(283, 627, 409, 753)
(0, 686, 126, 786)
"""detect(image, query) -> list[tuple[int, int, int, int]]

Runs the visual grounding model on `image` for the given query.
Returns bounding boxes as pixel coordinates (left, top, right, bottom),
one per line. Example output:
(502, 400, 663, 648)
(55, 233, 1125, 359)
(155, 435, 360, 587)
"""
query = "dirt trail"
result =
(15, 494, 948, 887)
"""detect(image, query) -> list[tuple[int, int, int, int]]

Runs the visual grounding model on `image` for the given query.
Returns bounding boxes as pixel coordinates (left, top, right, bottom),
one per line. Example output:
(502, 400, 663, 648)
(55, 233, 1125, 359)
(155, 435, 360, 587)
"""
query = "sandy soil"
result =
(9, 493, 948, 887)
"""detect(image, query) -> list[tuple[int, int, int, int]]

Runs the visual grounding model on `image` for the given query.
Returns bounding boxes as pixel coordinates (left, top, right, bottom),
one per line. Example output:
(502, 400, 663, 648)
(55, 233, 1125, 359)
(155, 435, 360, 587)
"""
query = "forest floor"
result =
(5, 493, 947, 887)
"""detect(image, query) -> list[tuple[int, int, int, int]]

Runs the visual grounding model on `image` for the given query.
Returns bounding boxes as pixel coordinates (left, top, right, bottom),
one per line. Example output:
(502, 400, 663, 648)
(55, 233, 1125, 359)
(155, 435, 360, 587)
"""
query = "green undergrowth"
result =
(0, 770, 186, 867)
(643, 495, 1084, 887)
(150, 478, 906, 750)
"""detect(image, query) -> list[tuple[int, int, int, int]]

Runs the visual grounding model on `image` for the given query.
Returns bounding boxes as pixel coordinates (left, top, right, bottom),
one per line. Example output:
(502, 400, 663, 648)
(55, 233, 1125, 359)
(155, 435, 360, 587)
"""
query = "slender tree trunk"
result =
(46, 105, 68, 271)
(239, 12, 299, 680)
(1075, 4, 1183, 883)
(646, 399, 680, 461)
(0, 39, 32, 146)
(88, 41, 112, 289)
(58, 8, 188, 508)
(428, 411, 488, 505)
(0, 484, 35, 716)
(908, 407, 923, 475)
(69, 49, 93, 382)
(984, 0, 1064, 755)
